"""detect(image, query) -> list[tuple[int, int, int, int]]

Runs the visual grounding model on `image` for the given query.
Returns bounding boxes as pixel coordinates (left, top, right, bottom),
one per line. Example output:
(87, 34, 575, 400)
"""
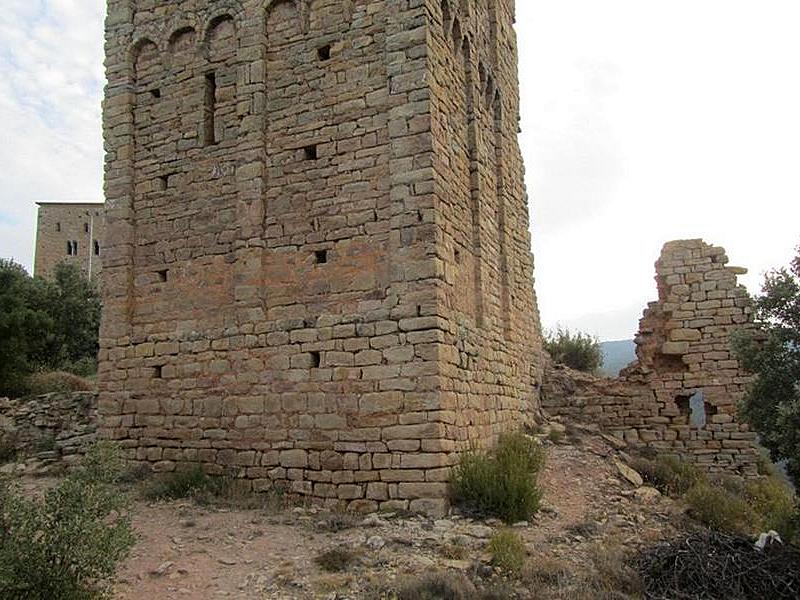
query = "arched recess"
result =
(202, 14, 238, 147)
(441, 0, 452, 32)
(131, 39, 162, 155)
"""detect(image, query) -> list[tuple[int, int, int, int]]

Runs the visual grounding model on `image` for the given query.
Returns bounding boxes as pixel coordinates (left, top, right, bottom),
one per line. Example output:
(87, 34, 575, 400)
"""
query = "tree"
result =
(0, 260, 51, 397)
(543, 327, 604, 373)
(734, 246, 800, 487)
(0, 261, 101, 397)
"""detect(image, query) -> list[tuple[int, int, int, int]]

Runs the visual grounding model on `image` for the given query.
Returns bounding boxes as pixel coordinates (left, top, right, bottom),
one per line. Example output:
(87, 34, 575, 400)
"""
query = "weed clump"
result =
(393, 571, 477, 600)
(488, 529, 526, 574)
(685, 481, 759, 535)
(0, 442, 135, 599)
(631, 455, 703, 497)
(450, 432, 545, 524)
(25, 371, 94, 396)
(142, 466, 284, 511)
(314, 547, 358, 573)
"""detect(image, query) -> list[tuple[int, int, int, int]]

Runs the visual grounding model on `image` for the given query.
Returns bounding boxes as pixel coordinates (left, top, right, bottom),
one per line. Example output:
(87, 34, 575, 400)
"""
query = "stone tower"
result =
(100, 0, 542, 513)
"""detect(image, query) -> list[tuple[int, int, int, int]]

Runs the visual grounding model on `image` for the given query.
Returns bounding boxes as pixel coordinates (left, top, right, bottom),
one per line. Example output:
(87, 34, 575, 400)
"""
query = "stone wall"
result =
(99, 0, 542, 514)
(0, 393, 98, 473)
(543, 240, 759, 476)
(34, 203, 105, 280)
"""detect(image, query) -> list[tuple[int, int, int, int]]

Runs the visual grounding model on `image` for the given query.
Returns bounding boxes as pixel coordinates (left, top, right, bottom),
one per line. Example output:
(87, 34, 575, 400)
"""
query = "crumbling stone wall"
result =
(34, 203, 105, 280)
(0, 393, 98, 472)
(543, 240, 759, 476)
(99, 0, 542, 514)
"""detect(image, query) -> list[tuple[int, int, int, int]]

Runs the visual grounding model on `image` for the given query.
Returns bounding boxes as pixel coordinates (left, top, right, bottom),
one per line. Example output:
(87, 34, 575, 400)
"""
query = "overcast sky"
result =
(0, 1, 798, 341)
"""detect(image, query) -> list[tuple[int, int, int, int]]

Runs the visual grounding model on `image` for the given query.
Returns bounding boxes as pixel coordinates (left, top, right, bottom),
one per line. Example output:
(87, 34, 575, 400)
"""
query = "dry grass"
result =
(25, 371, 94, 395)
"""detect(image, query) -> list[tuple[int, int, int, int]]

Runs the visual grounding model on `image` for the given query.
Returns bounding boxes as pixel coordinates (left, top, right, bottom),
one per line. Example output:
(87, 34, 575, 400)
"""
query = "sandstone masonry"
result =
(0, 393, 98, 474)
(34, 203, 105, 280)
(99, 0, 543, 513)
(543, 240, 759, 476)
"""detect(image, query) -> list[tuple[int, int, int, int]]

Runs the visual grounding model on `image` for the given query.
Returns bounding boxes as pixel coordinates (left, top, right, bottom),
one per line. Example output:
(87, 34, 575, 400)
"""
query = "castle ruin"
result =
(98, 0, 543, 513)
(544, 240, 760, 476)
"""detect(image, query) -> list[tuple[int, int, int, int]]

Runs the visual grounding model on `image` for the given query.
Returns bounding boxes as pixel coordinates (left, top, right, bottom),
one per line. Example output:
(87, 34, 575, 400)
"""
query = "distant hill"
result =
(599, 339, 636, 377)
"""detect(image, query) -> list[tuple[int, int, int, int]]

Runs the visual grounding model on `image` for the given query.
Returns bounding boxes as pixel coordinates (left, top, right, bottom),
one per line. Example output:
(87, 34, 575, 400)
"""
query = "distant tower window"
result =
(84, 223, 89, 233)
(94, 240, 100, 256)
(56, 222, 61, 232)
(73, 241, 78, 254)
(66, 241, 72, 255)
(304, 144, 318, 161)
(203, 72, 218, 146)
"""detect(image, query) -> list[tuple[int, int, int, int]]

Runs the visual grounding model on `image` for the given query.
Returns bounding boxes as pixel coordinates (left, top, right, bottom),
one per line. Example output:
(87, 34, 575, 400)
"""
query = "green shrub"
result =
(314, 548, 358, 573)
(142, 467, 284, 511)
(632, 455, 704, 497)
(0, 442, 135, 599)
(488, 529, 526, 574)
(393, 572, 477, 600)
(450, 432, 545, 524)
(684, 482, 759, 535)
(142, 465, 210, 501)
(25, 371, 94, 396)
(544, 327, 603, 373)
(744, 477, 797, 537)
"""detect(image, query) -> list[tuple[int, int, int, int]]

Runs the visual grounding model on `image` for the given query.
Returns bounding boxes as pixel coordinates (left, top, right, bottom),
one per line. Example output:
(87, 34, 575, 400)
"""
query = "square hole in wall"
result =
(153, 365, 163, 379)
(150, 88, 161, 99)
(310, 351, 321, 368)
(314, 250, 328, 264)
(158, 175, 169, 191)
(317, 44, 332, 61)
(304, 144, 318, 161)
(156, 269, 169, 282)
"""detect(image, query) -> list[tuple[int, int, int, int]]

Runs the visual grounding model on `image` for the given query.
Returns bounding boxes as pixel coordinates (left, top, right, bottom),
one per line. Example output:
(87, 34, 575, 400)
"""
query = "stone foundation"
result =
(0, 392, 98, 473)
(543, 240, 759, 476)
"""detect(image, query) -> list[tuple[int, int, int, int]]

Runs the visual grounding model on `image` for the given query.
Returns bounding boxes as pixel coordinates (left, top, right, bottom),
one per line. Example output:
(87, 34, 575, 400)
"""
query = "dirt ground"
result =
(105, 429, 682, 599)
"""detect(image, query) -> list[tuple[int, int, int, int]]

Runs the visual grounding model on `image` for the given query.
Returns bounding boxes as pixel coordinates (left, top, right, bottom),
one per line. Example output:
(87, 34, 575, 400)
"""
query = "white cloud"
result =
(0, 1, 798, 343)
(0, 0, 105, 272)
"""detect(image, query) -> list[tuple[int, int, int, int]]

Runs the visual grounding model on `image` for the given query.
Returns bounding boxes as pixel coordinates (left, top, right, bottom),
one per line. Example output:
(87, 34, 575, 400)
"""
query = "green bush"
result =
(0, 442, 135, 599)
(0, 261, 101, 399)
(632, 455, 704, 497)
(684, 482, 759, 535)
(142, 465, 212, 501)
(488, 529, 526, 574)
(543, 327, 603, 373)
(450, 432, 545, 524)
(744, 477, 797, 538)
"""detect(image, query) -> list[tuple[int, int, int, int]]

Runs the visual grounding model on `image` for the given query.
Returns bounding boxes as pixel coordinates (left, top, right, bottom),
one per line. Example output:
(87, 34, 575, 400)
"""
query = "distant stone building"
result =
(99, 0, 543, 513)
(34, 202, 105, 280)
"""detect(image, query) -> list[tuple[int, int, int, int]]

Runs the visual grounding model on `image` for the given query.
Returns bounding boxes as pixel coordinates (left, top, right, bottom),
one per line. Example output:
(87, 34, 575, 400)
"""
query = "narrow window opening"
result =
(72, 241, 78, 254)
(66, 241, 72, 255)
(314, 249, 328, 264)
(153, 365, 163, 379)
(317, 44, 331, 61)
(304, 144, 318, 161)
(56, 222, 61, 232)
(454, 248, 462, 264)
(203, 72, 218, 146)
(94, 240, 100, 256)
(158, 175, 169, 191)
(157, 269, 169, 283)
(150, 88, 161, 99)
(84, 223, 89, 233)
(310, 352, 321, 368)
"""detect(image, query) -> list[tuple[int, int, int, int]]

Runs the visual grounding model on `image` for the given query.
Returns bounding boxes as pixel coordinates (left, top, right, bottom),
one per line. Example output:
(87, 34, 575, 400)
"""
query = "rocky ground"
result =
(91, 424, 686, 599)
